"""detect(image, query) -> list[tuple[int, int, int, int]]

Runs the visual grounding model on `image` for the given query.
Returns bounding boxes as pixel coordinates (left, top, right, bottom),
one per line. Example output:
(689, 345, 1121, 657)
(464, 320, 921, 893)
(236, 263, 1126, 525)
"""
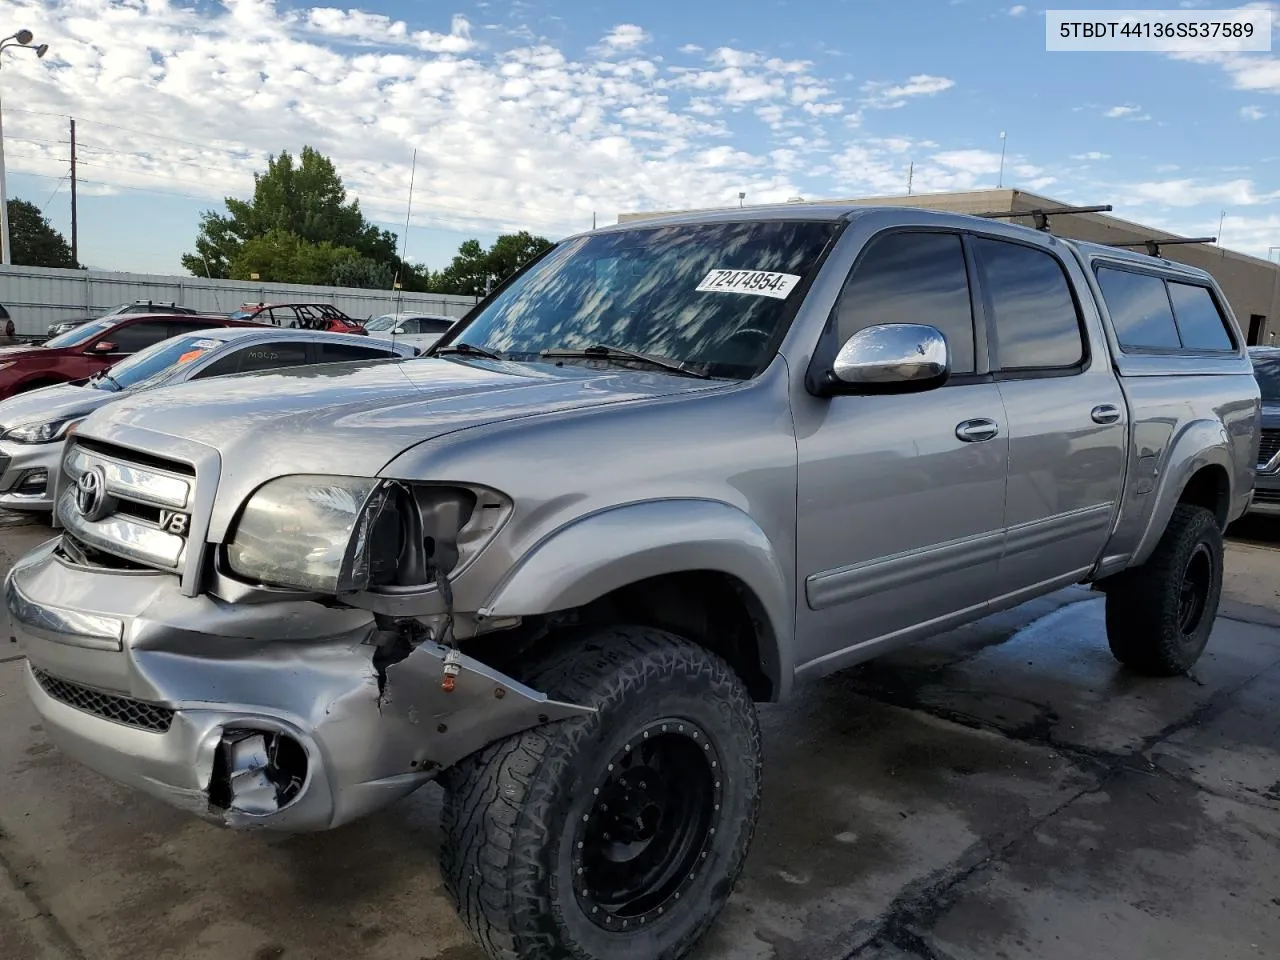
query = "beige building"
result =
(618, 189, 1280, 346)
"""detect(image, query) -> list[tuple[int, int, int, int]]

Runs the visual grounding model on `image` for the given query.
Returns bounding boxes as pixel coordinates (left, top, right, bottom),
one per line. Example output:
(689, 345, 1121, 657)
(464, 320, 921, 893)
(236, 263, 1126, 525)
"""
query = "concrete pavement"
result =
(1, 513, 1278, 960)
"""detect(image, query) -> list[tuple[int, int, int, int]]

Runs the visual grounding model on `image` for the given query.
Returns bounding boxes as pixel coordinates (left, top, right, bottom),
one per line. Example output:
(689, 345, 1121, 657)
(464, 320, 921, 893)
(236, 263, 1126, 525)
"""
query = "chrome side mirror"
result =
(832, 323, 949, 392)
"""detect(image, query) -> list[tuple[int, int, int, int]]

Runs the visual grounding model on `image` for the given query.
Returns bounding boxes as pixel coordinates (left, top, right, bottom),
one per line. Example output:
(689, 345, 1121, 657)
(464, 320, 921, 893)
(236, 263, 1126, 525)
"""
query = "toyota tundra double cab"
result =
(6, 205, 1260, 960)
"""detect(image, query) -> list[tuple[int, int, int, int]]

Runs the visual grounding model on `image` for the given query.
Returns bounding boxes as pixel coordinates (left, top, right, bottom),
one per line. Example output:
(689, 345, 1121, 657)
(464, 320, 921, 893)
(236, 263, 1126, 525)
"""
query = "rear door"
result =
(971, 234, 1126, 601)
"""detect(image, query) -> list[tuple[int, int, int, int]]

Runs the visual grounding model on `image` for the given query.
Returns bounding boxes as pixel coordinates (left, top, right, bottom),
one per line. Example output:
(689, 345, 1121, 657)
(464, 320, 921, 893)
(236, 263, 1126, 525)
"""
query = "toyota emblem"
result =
(74, 466, 110, 522)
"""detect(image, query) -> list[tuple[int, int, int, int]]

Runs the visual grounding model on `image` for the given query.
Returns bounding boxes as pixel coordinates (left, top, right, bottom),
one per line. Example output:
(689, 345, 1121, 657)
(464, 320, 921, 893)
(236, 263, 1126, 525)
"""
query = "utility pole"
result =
(907, 161, 913, 196)
(69, 117, 78, 265)
(997, 132, 1007, 189)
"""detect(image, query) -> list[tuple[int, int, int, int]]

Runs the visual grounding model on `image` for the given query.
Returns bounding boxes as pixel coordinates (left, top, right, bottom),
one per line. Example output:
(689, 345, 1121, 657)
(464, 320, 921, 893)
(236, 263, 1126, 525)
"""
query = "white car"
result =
(364, 312, 456, 351)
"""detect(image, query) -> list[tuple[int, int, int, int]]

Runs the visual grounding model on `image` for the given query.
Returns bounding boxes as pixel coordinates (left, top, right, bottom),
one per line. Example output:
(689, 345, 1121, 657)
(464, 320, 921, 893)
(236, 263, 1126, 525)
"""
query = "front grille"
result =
(32, 667, 174, 732)
(1253, 488, 1280, 505)
(58, 440, 196, 574)
(1258, 429, 1280, 470)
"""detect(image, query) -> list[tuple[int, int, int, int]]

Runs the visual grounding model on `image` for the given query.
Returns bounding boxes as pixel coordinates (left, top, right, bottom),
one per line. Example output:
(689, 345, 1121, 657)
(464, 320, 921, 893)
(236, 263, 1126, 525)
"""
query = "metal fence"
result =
(0, 264, 480, 335)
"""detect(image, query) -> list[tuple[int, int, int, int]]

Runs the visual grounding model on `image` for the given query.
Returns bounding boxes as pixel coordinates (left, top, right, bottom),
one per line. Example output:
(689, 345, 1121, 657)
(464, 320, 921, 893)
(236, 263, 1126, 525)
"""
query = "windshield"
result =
(92, 334, 223, 391)
(448, 220, 840, 379)
(1252, 356, 1280, 402)
(366, 315, 398, 331)
(45, 318, 119, 348)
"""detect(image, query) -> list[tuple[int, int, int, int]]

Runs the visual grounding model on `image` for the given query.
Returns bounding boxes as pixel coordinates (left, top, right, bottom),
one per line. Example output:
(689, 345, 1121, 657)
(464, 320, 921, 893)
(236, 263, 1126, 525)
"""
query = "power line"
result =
(42, 173, 71, 211)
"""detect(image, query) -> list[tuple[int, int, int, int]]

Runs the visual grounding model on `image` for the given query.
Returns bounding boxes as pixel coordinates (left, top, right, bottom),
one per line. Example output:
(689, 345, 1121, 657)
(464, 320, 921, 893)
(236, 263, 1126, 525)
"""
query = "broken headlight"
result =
(225, 475, 398, 593)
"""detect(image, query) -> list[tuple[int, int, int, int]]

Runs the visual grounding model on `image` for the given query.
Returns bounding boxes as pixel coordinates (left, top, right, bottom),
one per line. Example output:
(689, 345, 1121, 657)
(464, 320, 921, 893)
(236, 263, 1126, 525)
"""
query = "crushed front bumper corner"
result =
(6, 539, 592, 831)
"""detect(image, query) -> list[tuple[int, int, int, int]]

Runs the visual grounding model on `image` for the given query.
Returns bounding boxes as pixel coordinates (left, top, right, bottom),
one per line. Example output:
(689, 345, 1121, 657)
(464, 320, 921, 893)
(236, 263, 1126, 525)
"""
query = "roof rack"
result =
(973, 204, 1114, 232)
(1107, 237, 1217, 258)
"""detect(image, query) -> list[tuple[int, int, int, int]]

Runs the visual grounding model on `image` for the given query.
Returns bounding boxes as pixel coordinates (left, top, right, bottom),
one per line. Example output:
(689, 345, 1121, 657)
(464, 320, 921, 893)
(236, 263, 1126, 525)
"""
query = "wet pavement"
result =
(1, 513, 1278, 960)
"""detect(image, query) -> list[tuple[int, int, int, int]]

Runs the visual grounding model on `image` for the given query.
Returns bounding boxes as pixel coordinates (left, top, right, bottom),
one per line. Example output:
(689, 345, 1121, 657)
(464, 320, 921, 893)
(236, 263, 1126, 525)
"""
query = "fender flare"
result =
(480, 498, 794, 700)
(1130, 418, 1233, 567)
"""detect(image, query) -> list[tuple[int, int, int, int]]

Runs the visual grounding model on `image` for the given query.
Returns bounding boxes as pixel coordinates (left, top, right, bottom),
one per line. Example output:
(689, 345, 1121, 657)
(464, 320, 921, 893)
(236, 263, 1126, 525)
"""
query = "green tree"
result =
(331, 255, 396, 290)
(5, 199, 78, 268)
(227, 229, 359, 285)
(182, 147, 399, 279)
(432, 232, 553, 296)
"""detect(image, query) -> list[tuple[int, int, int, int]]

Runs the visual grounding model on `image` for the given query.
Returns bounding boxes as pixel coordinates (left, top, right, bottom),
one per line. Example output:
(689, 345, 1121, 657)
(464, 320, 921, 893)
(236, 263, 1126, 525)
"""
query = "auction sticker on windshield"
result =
(696, 269, 801, 300)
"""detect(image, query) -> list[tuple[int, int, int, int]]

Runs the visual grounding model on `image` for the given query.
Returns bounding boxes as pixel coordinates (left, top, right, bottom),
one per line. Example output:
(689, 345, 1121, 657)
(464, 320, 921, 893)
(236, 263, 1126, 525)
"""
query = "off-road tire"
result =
(439, 625, 763, 960)
(1105, 503, 1223, 675)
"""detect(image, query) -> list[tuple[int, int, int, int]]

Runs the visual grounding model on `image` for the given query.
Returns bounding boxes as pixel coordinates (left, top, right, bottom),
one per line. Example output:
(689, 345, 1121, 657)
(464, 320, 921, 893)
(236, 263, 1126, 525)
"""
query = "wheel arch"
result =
(1131, 420, 1234, 567)
(479, 499, 794, 701)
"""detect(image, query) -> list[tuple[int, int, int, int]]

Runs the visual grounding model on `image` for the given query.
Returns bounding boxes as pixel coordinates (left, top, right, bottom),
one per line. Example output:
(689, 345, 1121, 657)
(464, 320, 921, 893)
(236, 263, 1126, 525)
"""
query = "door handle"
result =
(1091, 404, 1121, 425)
(956, 418, 1000, 442)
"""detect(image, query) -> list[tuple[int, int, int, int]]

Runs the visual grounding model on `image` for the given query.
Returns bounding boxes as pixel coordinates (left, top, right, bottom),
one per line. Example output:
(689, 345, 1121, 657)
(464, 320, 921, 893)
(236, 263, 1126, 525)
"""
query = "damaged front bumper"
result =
(5, 538, 590, 831)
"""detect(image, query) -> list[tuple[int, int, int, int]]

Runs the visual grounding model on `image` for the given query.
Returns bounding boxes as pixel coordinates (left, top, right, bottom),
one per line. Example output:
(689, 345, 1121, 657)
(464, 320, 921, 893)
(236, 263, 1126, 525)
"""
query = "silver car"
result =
(364, 311, 456, 351)
(0, 327, 414, 511)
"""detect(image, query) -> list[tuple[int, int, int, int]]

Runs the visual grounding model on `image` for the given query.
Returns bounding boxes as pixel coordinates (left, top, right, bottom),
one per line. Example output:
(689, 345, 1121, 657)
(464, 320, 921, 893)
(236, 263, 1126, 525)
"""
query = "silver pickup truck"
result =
(5, 205, 1260, 960)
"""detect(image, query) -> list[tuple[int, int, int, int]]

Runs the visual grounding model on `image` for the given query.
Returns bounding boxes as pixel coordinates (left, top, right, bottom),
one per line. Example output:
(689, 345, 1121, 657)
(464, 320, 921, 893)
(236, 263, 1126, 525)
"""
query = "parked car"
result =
(231, 302, 367, 334)
(0, 328, 414, 512)
(0, 302, 13, 340)
(5, 206, 1260, 960)
(47, 301, 200, 338)
(1247, 345, 1280, 515)
(0, 312, 259, 400)
(364, 311, 456, 350)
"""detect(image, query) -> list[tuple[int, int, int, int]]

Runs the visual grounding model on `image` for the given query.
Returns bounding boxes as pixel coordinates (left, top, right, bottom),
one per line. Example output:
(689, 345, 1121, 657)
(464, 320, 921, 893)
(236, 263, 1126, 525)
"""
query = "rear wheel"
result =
(1105, 504, 1223, 675)
(440, 626, 763, 960)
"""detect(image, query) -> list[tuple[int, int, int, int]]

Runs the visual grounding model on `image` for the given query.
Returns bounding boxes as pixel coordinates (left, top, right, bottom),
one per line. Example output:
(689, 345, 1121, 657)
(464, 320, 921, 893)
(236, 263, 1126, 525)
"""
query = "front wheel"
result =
(440, 626, 763, 960)
(1105, 503, 1224, 675)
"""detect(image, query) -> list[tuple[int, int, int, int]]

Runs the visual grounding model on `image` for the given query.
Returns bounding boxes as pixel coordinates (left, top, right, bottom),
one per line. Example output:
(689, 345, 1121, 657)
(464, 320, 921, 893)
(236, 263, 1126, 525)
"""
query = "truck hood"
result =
(87, 357, 722, 481)
(0, 381, 111, 431)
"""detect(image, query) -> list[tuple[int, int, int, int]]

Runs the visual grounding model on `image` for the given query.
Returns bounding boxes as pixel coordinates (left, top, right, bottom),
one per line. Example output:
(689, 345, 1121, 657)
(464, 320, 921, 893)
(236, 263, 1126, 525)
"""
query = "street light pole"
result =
(0, 30, 50, 266)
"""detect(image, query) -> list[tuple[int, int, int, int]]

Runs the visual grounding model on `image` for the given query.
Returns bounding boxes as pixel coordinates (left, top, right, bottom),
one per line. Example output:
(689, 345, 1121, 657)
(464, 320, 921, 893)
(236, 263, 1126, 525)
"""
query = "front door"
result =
(794, 229, 1009, 671)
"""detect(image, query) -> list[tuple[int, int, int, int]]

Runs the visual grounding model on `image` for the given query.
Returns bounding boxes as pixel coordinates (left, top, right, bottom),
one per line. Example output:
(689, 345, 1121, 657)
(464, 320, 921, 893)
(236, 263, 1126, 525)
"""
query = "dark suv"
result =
(231, 302, 367, 334)
(0, 313, 261, 399)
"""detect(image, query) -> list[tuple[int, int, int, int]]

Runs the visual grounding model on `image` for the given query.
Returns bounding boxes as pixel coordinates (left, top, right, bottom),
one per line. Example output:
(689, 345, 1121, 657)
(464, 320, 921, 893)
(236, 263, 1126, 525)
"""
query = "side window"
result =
(836, 231, 976, 375)
(195, 342, 311, 378)
(1095, 267, 1180, 350)
(1168, 282, 1234, 351)
(973, 237, 1084, 371)
(106, 320, 173, 353)
(396, 318, 420, 333)
(421, 318, 454, 333)
(235, 341, 310, 372)
(318, 343, 397, 363)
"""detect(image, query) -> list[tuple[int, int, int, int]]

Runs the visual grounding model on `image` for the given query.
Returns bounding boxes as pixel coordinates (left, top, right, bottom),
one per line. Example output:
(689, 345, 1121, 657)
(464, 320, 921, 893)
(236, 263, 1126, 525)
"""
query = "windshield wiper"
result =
(433, 341, 503, 361)
(539, 344, 713, 380)
(93, 372, 124, 392)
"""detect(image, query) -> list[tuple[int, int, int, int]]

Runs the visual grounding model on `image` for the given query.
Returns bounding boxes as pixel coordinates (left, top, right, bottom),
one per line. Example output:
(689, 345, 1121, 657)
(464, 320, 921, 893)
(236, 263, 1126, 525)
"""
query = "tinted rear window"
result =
(1096, 267, 1181, 351)
(974, 238, 1084, 370)
(1168, 282, 1234, 351)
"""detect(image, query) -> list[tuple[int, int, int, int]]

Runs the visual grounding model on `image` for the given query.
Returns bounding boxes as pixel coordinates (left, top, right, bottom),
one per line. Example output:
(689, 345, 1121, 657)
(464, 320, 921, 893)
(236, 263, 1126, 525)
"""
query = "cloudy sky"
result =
(2, 0, 1278, 274)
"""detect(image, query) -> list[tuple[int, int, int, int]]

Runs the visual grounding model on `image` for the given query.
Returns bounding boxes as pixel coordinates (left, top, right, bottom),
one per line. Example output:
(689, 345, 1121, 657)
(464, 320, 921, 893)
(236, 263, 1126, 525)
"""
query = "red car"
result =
(230, 302, 367, 335)
(0, 313, 263, 400)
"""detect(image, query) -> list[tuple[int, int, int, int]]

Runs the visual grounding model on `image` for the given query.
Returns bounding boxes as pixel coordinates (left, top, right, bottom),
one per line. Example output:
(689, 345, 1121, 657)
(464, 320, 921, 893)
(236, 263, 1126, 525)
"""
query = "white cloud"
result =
(597, 24, 650, 54)
(1072, 151, 1110, 160)
(860, 74, 956, 109)
(679, 43, 703, 54)
(1241, 105, 1267, 120)
(1103, 104, 1151, 120)
(1008, 5, 1027, 15)
(1126, 178, 1280, 207)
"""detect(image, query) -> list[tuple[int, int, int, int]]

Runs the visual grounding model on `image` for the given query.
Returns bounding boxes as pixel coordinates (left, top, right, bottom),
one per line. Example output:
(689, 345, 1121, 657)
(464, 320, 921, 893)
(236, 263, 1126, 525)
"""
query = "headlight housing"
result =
(225, 475, 390, 593)
(225, 476, 507, 596)
(3, 417, 84, 444)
